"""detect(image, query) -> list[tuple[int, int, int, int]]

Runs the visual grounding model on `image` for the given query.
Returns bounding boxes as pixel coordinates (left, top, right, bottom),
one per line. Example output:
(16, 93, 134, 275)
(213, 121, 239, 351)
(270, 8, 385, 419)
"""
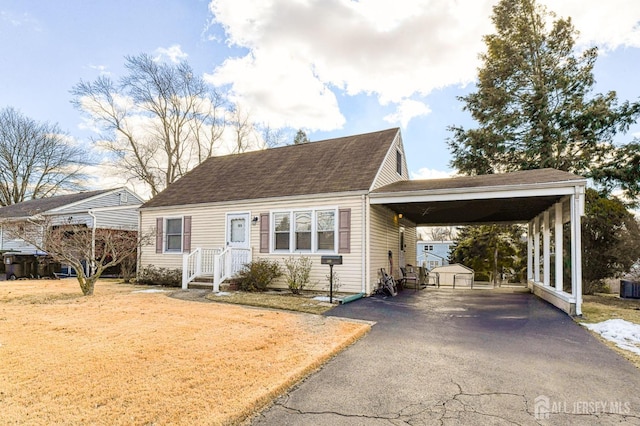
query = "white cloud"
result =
(154, 44, 188, 63)
(410, 168, 455, 180)
(384, 99, 431, 128)
(87, 64, 110, 76)
(0, 10, 41, 31)
(543, 0, 640, 49)
(206, 49, 345, 130)
(207, 0, 640, 130)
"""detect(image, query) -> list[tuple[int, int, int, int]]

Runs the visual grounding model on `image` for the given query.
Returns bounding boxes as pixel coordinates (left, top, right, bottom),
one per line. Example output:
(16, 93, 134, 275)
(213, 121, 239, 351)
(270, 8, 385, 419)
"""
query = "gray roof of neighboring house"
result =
(0, 189, 113, 219)
(371, 168, 585, 194)
(142, 128, 400, 208)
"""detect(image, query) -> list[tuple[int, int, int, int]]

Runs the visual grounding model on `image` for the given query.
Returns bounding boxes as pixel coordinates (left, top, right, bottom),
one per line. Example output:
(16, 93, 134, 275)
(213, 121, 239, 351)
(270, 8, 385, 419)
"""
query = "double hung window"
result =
(272, 209, 336, 253)
(165, 218, 183, 252)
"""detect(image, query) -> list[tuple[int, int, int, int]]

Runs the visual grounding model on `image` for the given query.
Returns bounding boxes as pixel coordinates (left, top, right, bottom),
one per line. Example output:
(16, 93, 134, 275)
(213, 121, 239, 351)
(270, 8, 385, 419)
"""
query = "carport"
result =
(369, 168, 587, 315)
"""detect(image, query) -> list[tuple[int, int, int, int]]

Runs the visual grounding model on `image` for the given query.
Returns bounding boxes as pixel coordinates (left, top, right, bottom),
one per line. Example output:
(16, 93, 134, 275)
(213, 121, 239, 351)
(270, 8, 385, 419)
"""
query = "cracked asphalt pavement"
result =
(251, 287, 640, 425)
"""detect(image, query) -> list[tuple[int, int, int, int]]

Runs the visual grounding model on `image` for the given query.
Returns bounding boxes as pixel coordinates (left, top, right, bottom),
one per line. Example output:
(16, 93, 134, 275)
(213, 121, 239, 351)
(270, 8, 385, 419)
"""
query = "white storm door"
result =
(227, 213, 250, 249)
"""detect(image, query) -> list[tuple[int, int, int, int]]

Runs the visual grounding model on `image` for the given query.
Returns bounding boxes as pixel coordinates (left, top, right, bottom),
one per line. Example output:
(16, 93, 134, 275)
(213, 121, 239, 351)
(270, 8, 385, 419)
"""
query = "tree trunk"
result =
(493, 246, 499, 286)
(77, 272, 96, 296)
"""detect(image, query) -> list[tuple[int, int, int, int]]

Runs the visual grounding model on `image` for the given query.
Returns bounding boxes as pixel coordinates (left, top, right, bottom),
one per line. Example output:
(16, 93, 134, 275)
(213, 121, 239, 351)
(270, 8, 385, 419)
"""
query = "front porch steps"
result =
(187, 275, 236, 291)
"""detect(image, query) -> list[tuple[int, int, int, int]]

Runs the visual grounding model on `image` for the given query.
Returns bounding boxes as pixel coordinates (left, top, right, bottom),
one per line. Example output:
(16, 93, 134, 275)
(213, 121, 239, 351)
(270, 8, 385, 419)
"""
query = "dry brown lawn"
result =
(0, 279, 370, 425)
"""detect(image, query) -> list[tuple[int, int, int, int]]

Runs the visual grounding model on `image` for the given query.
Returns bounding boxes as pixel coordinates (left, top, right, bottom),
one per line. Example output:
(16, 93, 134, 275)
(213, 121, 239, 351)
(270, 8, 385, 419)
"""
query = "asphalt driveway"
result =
(252, 287, 640, 425)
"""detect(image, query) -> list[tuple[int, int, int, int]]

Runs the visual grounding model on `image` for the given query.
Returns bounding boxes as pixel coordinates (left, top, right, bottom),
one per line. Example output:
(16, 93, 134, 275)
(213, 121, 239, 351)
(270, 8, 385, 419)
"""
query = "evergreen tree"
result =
(447, 0, 640, 198)
(447, 0, 640, 292)
(293, 129, 310, 145)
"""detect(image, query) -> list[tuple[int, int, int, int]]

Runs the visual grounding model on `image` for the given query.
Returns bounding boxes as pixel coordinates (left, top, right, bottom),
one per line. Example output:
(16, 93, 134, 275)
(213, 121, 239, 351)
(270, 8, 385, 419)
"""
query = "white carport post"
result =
(533, 217, 540, 283)
(571, 186, 585, 315)
(527, 222, 533, 283)
(554, 202, 563, 294)
(543, 210, 550, 286)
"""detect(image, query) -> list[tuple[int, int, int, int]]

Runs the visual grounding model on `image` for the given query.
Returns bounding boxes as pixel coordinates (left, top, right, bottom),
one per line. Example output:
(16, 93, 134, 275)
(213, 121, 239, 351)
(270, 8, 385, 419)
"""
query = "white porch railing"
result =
(182, 247, 251, 291)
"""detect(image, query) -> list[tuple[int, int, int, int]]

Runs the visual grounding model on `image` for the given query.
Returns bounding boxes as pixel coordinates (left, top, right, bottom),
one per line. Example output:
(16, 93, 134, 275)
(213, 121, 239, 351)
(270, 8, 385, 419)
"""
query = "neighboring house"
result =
(417, 240, 453, 270)
(140, 128, 416, 294)
(0, 188, 143, 256)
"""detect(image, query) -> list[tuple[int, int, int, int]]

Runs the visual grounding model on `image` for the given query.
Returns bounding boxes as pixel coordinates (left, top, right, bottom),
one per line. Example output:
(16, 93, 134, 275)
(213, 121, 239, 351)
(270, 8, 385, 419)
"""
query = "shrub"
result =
(583, 279, 609, 295)
(235, 259, 282, 292)
(325, 269, 341, 292)
(283, 256, 313, 294)
(137, 265, 182, 287)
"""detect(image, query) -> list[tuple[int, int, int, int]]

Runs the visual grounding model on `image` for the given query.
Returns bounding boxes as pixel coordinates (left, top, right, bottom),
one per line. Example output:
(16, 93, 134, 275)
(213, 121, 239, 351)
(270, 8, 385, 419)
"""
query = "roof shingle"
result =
(371, 168, 585, 194)
(0, 189, 113, 219)
(143, 128, 400, 208)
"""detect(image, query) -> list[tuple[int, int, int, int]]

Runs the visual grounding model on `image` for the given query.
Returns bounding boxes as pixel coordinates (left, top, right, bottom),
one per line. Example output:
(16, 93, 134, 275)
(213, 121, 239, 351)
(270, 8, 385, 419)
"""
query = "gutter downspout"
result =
(88, 210, 97, 277)
(361, 194, 367, 294)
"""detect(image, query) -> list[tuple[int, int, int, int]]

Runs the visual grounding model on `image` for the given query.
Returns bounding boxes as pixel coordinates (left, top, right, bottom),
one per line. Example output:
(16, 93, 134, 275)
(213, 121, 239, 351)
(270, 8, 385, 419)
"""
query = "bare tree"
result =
(227, 105, 259, 154)
(71, 54, 225, 197)
(0, 107, 87, 206)
(4, 217, 148, 296)
(429, 226, 456, 241)
(260, 124, 288, 148)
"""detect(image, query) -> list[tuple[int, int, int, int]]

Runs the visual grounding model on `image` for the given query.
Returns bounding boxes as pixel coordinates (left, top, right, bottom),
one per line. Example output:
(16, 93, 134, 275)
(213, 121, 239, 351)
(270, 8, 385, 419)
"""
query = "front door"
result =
(227, 213, 250, 249)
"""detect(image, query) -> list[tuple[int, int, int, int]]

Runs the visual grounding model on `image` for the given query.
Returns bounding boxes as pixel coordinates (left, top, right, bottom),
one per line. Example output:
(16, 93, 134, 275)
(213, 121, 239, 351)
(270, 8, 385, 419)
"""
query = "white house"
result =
(0, 188, 143, 276)
(139, 128, 587, 315)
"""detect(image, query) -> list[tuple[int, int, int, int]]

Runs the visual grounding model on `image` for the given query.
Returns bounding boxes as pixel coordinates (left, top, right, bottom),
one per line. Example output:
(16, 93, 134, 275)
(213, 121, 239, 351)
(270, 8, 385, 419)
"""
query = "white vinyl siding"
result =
(371, 132, 409, 190)
(91, 208, 139, 230)
(367, 204, 416, 289)
(52, 189, 143, 214)
(140, 194, 364, 293)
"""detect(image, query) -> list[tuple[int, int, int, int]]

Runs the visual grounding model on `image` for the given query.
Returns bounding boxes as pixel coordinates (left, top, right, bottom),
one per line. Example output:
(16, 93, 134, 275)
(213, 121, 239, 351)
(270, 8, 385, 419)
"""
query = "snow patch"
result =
(132, 289, 167, 294)
(212, 292, 231, 296)
(582, 319, 640, 355)
(313, 296, 340, 303)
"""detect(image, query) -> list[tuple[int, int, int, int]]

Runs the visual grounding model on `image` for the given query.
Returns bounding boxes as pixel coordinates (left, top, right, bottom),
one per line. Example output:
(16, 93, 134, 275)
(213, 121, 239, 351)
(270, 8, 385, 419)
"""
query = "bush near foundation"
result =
(235, 259, 282, 292)
(283, 256, 313, 294)
(137, 265, 182, 287)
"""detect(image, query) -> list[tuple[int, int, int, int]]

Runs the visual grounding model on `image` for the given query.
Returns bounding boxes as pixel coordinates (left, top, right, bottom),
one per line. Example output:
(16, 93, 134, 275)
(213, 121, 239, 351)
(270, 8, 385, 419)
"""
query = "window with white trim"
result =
(274, 212, 290, 250)
(271, 209, 337, 253)
(165, 218, 183, 252)
(294, 211, 312, 251)
(316, 210, 335, 251)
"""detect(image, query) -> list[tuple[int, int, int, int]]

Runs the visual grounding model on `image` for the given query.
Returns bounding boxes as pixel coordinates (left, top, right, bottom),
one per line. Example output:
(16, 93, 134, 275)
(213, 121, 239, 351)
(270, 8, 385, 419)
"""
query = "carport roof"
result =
(370, 168, 586, 225)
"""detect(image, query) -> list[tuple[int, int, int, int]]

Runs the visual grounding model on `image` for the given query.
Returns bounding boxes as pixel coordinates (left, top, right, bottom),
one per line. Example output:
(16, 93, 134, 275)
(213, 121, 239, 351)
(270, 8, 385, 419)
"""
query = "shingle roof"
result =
(371, 168, 585, 194)
(143, 128, 400, 208)
(0, 189, 113, 219)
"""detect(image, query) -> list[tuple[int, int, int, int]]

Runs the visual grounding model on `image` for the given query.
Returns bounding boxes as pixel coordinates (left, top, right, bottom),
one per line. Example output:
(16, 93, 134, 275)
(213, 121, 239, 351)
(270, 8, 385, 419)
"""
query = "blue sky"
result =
(1, 0, 640, 196)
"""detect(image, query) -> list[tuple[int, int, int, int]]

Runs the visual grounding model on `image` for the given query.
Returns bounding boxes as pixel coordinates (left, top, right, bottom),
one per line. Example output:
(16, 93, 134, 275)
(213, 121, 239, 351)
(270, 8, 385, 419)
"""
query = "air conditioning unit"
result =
(620, 280, 640, 299)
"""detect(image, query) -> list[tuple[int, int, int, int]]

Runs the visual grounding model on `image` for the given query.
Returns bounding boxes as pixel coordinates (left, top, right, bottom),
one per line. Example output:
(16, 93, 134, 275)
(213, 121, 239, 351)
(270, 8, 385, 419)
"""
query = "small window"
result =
(316, 210, 335, 251)
(294, 211, 312, 251)
(165, 218, 183, 252)
(274, 213, 290, 250)
(396, 150, 402, 175)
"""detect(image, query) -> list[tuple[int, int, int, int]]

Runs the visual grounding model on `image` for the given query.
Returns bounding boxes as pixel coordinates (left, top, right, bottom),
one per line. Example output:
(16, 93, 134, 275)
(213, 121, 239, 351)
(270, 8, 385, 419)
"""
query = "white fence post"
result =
(182, 252, 189, 290)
